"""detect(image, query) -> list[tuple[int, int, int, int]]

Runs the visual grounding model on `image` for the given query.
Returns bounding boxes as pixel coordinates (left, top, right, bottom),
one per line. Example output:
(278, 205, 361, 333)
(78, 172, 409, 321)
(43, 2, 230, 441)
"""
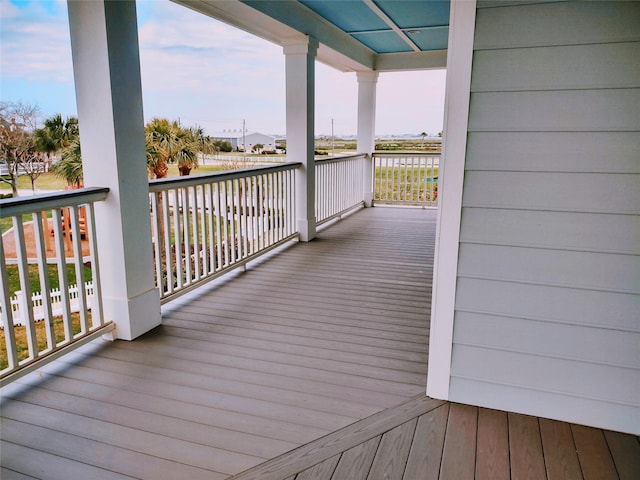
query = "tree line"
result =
(0, 101, 232, 196)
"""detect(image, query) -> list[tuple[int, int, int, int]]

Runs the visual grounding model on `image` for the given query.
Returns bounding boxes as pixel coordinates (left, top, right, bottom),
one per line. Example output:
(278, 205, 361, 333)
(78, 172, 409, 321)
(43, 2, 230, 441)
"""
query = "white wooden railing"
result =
(373, 153, 440, 206)
(0, 187, 112, 386)
(149, 163, 301, 302)
(315, 154, 366, 225)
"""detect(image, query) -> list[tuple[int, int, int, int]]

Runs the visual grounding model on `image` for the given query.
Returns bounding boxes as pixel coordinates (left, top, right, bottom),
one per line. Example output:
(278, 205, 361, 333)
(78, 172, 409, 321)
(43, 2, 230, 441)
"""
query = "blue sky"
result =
(0, 0, 446, 136)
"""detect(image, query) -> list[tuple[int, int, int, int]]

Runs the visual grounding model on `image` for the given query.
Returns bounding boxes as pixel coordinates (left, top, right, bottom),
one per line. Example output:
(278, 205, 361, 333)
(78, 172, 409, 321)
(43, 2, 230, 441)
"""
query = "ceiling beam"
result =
(375, 50, 447, 71)
(363, 0, 421, 52)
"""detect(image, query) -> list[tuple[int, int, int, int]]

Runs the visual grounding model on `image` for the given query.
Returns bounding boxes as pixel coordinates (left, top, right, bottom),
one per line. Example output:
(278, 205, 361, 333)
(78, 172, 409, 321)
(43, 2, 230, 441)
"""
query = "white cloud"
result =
(137, 0, 287, 133)
(0, 0, 73, 83)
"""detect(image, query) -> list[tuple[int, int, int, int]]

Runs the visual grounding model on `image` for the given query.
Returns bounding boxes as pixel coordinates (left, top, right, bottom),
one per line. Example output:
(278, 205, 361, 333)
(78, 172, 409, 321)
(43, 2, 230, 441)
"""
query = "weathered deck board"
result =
(572, 424, 619, 480)
(539, 418, 583, 480)
(440, 403, 478, 480)
(403, 402, 449, 480)
(331, 436, 380, 479)
(367, 418, 417, 480)
(603, 430, 640, 480)
(476, 408, 510, 480)
(508, 413, 546, 480)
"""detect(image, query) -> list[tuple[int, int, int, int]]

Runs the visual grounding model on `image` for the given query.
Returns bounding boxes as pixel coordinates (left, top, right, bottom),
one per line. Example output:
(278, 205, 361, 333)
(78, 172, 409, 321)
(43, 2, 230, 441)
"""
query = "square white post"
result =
(357, 71, 379, 207)
(68, 0, 161, 340)
(284, 37, 318, 242)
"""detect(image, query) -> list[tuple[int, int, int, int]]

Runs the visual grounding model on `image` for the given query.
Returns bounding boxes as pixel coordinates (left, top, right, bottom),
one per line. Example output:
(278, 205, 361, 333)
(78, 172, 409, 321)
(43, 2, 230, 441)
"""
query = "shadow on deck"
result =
(1, 207, 638, 479)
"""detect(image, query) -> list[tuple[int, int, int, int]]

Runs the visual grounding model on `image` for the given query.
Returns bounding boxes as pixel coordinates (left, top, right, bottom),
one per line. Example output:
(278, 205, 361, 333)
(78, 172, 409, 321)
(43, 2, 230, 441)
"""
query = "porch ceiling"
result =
(173, 0, 449, 72)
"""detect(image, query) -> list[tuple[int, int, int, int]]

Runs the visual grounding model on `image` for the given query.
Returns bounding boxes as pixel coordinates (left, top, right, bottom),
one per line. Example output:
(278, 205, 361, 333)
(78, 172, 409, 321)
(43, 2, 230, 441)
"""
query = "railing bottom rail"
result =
(316, 201, 365, 228)
(0, 321, 114, 388)
(159, 233, 299, 305)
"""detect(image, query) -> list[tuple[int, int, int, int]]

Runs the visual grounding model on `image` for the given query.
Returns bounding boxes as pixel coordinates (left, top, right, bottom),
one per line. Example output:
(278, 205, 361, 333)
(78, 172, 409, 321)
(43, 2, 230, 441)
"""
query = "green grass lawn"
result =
(4, 263, 93, 299)
(0, 173, 68, 192)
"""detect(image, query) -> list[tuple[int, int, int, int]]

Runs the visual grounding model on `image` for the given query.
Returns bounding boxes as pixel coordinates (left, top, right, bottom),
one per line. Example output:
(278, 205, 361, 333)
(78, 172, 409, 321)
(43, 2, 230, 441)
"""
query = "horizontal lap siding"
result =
(450, 0, 640, 434)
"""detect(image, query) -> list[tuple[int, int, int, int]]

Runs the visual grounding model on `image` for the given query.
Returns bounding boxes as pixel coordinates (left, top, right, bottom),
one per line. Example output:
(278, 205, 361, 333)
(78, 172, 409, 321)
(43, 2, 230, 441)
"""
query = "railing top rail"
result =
(0, 186, 110, 218)
(148, 162, 303, 192)
(372, 152, 441, 157)
(314, 153, 367, 165)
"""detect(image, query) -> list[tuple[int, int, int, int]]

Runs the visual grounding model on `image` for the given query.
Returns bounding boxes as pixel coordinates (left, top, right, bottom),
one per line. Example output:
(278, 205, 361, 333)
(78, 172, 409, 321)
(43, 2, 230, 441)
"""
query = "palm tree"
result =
(145, 118, 176, 179)
(145, 118, 202, 177)
(175, 127, 200, 176)
(420, 131, 427, 150)
(34, 114, 79, 165)
(51, 139, 83, 187)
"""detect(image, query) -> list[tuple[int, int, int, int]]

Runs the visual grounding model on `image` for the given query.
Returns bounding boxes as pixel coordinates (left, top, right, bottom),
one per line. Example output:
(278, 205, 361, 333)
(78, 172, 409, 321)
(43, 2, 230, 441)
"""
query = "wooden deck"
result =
(1, 206, 638, 479)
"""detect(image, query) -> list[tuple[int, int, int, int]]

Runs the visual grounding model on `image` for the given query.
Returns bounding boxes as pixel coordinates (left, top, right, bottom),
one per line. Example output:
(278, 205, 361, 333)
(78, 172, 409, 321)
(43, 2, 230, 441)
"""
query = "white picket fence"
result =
(0, 282, 94, 328)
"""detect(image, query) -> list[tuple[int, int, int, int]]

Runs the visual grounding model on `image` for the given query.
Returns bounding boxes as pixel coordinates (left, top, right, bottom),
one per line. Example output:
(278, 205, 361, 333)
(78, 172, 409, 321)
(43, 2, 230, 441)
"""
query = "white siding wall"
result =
(449, 0, 640, 434)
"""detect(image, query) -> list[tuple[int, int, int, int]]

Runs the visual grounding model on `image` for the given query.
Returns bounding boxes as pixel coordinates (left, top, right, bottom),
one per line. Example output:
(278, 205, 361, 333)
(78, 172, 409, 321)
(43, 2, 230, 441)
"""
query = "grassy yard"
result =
(0, 312, 84, 370)
(4, 263, 93, 299)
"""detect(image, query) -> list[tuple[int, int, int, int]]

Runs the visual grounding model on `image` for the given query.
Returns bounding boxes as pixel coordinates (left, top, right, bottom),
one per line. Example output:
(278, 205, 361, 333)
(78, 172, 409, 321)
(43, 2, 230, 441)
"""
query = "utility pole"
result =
(242, 119, 246, 162)
(331, 118, 334, 156)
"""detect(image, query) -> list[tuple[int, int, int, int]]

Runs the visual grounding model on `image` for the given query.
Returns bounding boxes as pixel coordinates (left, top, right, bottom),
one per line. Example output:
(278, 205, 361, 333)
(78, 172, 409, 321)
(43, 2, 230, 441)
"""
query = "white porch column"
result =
(284, 37, 318, 242)
(68, 0, 161, 340)
(357, 71, 379, 207)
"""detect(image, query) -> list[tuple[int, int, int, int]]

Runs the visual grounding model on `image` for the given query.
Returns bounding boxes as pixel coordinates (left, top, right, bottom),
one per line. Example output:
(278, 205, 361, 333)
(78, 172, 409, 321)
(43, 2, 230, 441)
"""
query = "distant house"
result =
(210, 131, 276, 152)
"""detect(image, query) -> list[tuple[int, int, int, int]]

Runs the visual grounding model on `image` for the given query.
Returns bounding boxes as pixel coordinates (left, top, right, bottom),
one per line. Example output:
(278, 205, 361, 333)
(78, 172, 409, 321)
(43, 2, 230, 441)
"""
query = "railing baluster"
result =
(161, 191, 172, 294)
(214, 182, 223, 271)
(0, 236, 19, 370)
(51, 208, 73, 343)
(192, 186, 201, 281)
(150, 193, 163, 293)
(220, 181, 229, 267)
(32, 211, 55, 349)
(13, 217, 38, 359)
(172, 189, 183, 289)
(85, 202, 103, 328)
(68, 206, 89, 335)
(205, 184, 215, 275)
(181, 187, 192, 285)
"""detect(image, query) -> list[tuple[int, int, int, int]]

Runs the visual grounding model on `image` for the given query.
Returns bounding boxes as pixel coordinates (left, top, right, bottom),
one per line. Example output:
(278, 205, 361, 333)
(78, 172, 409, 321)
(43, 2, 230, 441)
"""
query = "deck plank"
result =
(508, 413, 546, 480)
(1, 400, 261, 475)
(539, 418, 583, 480)
(109, 335, 421, 399)
(439, 403, 478, 480)
(0, 419, 223, 480)
(0, 441, 136, 480)
(475, 408, 510, 480)
(572, 424, 619, 480)
(603, 430, 640, 480)
(367, 418, 418, 480)
(15, 371, 326, 445)
(1, 465, 41, 480)
(5, 384, 296, 459)
(295, 454, 341, 480)
(403, 403, 450, 480)
(331, 436, 381, 480)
